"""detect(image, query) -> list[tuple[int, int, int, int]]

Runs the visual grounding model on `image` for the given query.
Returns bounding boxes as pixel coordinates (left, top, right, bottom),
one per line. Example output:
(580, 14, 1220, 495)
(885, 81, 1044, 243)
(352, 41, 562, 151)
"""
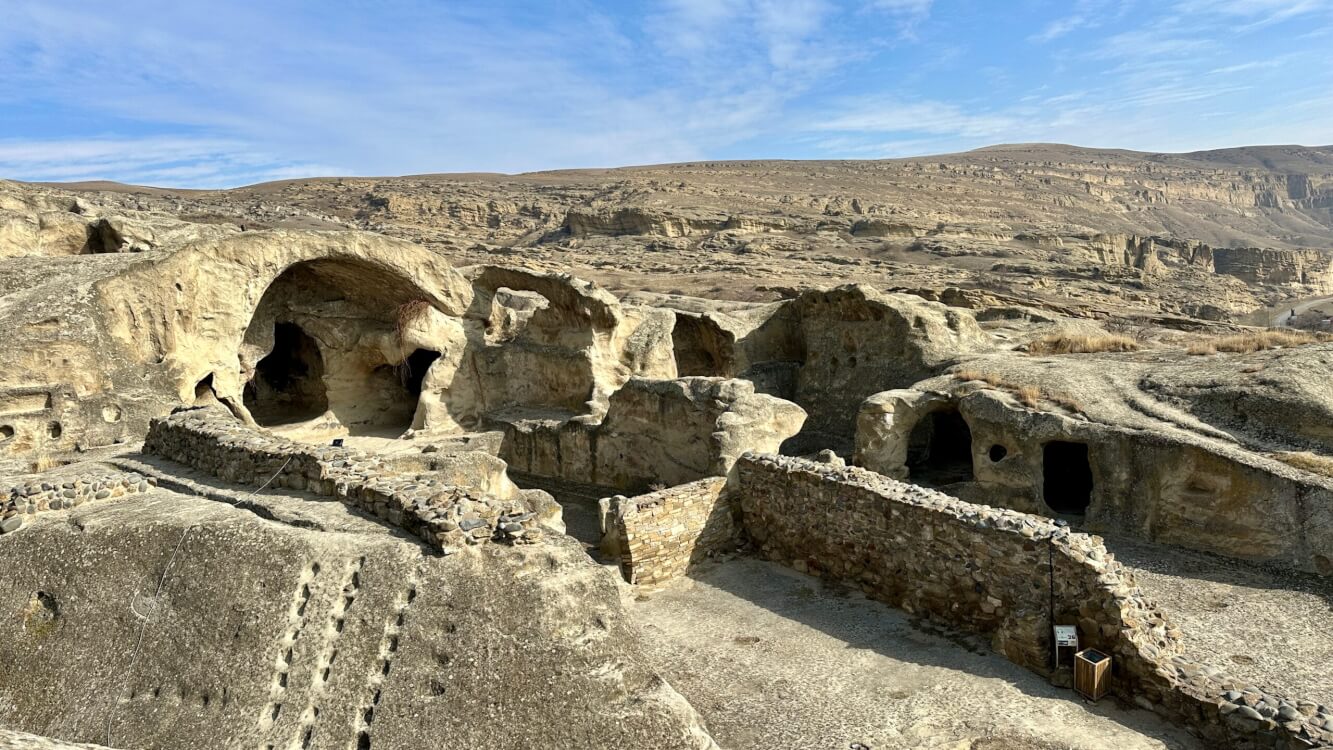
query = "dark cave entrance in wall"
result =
(398, 348, 441, 396)
(1043, 441, 1093, 515)
(362, 348, 442, 433)
(906, 408, 974, 487)
(244, 322, 329, 425)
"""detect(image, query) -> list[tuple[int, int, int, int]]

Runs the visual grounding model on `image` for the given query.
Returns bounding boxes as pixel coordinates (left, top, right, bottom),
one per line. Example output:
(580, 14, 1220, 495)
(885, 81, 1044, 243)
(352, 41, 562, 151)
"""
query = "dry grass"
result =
(1187, 329, 1333, 356)
(394, 299, 434, 346)
(954, 370, 1084, 414)
(1015, 385, 1041, 407)
(27, 431, 58, 473)
(955, 369, 1003, 387)
(29, 452, 58, 473)
(1025, 332, 1139, 355)
(1271, 451, 1333, 478)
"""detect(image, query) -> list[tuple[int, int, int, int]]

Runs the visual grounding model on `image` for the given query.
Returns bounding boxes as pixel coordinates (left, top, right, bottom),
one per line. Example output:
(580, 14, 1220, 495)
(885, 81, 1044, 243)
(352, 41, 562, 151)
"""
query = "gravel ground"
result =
(1105, 535, 1333, 708)
(629, 557, 1202, 750)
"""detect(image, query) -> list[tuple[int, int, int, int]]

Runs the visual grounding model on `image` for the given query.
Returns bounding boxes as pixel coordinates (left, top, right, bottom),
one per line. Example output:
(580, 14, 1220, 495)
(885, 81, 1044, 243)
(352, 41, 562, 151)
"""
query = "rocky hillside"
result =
(6, 143, 1333, 322)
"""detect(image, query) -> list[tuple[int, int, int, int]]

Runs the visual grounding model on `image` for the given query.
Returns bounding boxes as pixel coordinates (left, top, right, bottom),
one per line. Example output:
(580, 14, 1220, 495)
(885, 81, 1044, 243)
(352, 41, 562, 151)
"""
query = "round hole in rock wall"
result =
(988, 444, 1008, 462)
(102, 405, 123, 423)
(0, 425, 13, 441)
(1316, 555, 1332, 576)
(46, 422, 62, 439)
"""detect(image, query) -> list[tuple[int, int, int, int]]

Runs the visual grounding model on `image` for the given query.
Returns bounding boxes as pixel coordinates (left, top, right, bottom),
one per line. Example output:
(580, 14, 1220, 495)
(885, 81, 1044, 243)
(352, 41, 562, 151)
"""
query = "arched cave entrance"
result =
(244, 322, 329, 425)
(906, 408, 974, 486)
(239, 258, 450, 440)
(1043, 441, 1093, 515)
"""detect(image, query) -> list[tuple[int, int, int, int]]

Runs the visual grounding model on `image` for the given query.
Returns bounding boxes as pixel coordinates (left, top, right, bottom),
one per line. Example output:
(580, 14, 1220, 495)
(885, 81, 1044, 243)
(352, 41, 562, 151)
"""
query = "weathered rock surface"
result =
(0, 488, 716, 749)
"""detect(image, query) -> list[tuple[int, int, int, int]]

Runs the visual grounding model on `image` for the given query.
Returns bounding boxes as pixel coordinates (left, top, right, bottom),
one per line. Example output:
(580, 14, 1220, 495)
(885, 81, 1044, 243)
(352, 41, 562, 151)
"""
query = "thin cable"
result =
(106, 455, 294, 747)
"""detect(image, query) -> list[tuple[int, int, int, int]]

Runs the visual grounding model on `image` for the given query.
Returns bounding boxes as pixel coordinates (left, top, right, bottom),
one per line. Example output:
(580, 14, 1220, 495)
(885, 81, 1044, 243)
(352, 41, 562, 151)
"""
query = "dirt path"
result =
(629, 557, 1201, 750)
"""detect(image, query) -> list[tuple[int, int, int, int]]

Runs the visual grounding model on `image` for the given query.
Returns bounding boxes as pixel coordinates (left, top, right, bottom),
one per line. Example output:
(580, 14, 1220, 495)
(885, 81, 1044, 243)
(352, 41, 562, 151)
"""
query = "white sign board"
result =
(1054, 625, 1079, 648)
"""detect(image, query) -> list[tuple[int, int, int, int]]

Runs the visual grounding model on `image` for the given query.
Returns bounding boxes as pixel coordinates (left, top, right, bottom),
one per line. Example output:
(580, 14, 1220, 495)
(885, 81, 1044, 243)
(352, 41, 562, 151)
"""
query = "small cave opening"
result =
(1043, 441, 1093, 515)
(244, 322, 329, 426)
(906, 408, 974, 486)
(671, 314, 730, 377)
(194, 373, 218, 406)
(988, 444, 1008, 462)
(397, 348, 441, 397)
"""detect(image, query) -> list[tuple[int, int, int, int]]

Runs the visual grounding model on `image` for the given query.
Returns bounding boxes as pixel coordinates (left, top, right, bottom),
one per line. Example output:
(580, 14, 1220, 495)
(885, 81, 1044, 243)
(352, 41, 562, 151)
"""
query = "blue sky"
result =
(1, 0, 1330, 187)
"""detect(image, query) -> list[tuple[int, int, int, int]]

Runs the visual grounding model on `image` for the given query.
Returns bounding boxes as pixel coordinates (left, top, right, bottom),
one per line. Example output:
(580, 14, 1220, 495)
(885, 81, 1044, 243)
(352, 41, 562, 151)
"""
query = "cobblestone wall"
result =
(144, 407, 547, 553)
(1, 472, 156, 534)
(600, 477, 733, 586)
(734, 454, 1332, 749)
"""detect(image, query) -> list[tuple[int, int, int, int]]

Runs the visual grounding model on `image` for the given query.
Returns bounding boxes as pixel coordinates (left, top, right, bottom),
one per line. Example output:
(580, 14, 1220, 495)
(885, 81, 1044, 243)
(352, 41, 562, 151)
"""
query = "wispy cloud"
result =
(0, 136, 337, 187)
(0, 0, 1327, 186)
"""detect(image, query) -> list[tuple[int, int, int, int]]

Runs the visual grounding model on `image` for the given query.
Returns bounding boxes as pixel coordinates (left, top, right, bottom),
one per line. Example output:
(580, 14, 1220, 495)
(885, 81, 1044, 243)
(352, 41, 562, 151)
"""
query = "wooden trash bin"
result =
(1074, 649, 1111, 701)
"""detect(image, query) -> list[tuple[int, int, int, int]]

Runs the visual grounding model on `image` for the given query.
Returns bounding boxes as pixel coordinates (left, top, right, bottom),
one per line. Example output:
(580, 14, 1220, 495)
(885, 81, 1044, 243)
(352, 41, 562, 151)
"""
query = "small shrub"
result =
(1025, 332, 1139, 355)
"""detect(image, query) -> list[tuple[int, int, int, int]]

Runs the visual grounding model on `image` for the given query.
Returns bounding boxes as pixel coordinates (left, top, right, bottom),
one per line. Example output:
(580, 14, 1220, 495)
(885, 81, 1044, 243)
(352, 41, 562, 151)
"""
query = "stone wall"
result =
(1, 472, 156, 534)
(734, 454, 1332, 749)
(599, 477, 733, 586)
(144, 407, 557, 553)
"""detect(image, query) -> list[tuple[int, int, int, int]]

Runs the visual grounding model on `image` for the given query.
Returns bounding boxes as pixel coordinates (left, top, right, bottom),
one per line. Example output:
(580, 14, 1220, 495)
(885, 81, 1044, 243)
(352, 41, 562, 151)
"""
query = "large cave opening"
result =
(906, 408, 975, 486)
(239, 258, 448, 442)
(244, 322, 329, 425)
(1042, 441, 1093, 515)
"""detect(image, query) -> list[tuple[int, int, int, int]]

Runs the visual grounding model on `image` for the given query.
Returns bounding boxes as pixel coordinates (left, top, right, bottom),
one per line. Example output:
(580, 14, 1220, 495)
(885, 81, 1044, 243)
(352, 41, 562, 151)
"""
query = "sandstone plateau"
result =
(0, 144, 1332, 750)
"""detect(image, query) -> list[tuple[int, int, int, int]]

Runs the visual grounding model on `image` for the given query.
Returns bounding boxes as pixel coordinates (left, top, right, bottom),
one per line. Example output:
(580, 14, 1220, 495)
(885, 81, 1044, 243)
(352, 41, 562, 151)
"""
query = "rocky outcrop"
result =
(498, 376, 806, 492)
(0, 477, 718, 749)
(143, 407, 556, 551)
(0, 229, 475, 458)
(854, 357, 1333, 576)
(0, 182, 239, 258)
(787, 285, 990, 444)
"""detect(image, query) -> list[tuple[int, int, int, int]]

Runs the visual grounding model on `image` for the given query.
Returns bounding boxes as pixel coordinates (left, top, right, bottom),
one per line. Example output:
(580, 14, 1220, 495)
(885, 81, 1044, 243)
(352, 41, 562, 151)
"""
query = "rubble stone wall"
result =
(734, 454, 1332, 749)
(1, 472, 156, 534)
(600, 477, 733, 586)
(143, 407, 550, 552)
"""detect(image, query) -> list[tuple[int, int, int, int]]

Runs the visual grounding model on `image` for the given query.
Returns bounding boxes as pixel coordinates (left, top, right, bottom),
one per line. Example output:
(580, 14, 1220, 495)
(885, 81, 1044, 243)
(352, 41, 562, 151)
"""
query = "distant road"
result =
(1269, 294, 1333, 327)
